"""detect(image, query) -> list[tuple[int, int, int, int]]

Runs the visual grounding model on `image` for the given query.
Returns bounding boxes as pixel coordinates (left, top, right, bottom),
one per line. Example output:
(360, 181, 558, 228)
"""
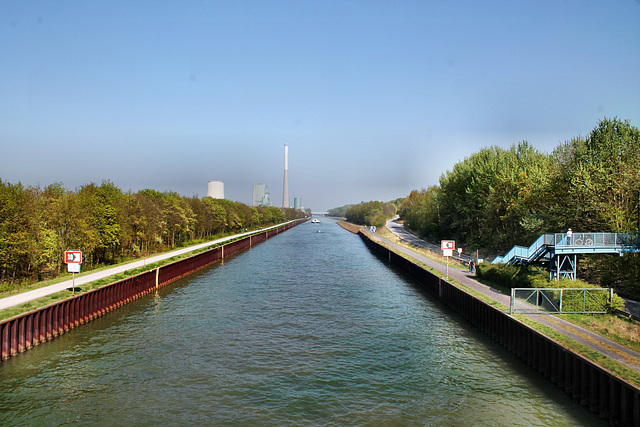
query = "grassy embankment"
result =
(0, 226, 276, 322)
(341, 221, 640, 387)
(338, 221, 468, 270)
(375, 226, 640, 351)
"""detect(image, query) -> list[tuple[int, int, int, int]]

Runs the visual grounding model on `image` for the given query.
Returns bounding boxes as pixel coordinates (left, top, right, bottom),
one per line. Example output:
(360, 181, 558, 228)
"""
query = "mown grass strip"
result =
(0, 233, 252, 322)
(362, 226, 640, 388)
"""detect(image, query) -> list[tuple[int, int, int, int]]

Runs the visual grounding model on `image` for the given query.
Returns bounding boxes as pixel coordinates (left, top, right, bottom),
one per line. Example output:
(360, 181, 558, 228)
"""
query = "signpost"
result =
(441, 240, 455, 280)
(64, 250, 82, 296)
(441, 240, 454, 256)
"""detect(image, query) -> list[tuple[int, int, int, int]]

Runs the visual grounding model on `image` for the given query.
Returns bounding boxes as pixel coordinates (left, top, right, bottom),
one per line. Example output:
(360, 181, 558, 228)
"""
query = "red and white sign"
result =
(64, 251, 82, 264)
(441, 240, 455, 250)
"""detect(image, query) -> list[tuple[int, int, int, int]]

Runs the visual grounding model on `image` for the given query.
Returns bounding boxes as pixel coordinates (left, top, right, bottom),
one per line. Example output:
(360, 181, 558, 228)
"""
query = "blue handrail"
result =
(493, 232, 640, 265)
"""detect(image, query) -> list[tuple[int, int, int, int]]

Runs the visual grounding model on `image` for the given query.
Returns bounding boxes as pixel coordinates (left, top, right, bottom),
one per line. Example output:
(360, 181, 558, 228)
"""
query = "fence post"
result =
(510, 288, 515, 315)
(559, 289, 563, 313)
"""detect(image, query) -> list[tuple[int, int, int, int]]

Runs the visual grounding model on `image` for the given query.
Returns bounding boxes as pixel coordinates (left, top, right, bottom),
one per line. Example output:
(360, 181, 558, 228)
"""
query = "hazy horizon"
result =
(2, 1, 639, 211)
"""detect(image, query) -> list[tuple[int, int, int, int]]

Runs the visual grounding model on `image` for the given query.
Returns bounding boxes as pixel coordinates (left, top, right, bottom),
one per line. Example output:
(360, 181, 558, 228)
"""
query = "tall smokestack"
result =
(282, 144, 289, 208)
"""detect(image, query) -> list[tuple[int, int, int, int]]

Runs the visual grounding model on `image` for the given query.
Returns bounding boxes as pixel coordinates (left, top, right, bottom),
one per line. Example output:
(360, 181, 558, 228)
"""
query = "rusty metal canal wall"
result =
(0, 220, 305, 363)
(359, 231, 640, 426)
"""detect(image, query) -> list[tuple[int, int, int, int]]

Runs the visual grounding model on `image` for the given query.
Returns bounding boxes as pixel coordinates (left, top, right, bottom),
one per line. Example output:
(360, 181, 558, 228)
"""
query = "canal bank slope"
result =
(352, 224, 640, 425)
(0, 221, 301, 313)
(0, 220, 307, 362)
(376, 226, 640, 372)
(384, 217, 640, 321)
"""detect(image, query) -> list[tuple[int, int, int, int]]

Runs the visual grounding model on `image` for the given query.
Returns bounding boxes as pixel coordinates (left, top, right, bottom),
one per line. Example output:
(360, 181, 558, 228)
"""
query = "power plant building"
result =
(206, 181, 224, 199)
(252, 183, 271, 207)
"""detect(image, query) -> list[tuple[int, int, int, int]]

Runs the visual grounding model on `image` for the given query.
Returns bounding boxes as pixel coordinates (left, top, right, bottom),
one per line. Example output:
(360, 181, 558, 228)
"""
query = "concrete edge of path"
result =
(0, 221, 298, 311)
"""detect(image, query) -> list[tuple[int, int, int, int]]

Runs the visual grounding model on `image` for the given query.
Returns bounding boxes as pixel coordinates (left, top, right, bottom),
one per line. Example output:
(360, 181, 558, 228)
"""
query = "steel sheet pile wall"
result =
(251, 232, 267, 245)
(224, 237, 251, 257)
(1, 269, 156, 360)
(359, 232, 640, 426)
(0, 220, 306, 362)
(158, 246, 223, 286)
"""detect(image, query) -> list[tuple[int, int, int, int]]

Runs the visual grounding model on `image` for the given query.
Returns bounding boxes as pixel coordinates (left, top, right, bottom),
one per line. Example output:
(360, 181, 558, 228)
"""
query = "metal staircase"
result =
(493, 232, 640, 280)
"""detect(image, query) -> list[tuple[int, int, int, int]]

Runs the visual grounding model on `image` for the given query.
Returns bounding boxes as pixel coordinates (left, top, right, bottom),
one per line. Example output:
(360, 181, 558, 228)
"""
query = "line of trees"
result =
(345, 201, 397, 228)
(326, 204, 354, 218)
(0, 180, 306, 285)
(398, 117, 640, 295)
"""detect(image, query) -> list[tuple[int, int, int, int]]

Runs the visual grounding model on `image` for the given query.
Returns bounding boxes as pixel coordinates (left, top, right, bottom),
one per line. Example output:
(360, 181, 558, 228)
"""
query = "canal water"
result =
(0, 219, 604, 426)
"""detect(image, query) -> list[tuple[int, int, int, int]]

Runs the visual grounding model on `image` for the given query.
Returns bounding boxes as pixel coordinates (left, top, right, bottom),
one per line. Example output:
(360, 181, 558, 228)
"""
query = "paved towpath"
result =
(376, 218, 640, 372)
(0, 223, 290, 311)
(386, 218, 640, 319)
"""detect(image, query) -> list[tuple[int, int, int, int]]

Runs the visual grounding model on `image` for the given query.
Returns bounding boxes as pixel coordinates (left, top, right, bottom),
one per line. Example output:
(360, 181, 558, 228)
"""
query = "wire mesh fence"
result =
(510, 288, 613, 315)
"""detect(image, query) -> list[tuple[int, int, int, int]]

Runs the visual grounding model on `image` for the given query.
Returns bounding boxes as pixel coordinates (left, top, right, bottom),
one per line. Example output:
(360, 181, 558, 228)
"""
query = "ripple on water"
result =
(0, 220, 605, 426)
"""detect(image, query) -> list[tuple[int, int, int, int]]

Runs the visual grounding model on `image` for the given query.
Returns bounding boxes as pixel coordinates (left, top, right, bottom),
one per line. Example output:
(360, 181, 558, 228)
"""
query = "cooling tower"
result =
(206, 181, 224, 199)
(282, 144, 289, 208)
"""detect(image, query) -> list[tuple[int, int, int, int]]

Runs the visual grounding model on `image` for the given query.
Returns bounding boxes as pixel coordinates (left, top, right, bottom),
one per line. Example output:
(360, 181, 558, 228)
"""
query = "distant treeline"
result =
(0, 180, 306, 284)
(327, 204, 354, 218)
(398, 117, 640, 295)
(345, 201, 397, 228)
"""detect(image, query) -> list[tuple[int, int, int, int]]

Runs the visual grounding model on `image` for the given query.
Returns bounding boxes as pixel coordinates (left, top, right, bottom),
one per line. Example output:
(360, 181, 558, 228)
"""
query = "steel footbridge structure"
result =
(493, 232, 640, 280)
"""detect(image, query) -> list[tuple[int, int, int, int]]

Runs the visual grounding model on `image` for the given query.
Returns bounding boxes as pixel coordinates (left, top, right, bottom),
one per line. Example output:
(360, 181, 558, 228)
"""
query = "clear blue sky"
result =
(2, 1, 639, 211)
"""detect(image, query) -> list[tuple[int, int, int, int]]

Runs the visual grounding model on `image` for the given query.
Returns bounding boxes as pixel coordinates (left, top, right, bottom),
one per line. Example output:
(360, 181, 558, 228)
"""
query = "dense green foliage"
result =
(399, 117, 640, 296)
(345, 201, 396, 228)
(0, 180, 305, 284)
(327, 204, 354, 218)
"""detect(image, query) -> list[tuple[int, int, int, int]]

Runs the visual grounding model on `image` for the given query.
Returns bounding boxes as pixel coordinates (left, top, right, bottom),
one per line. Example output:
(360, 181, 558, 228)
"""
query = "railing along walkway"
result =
(493, 232, 640, 265)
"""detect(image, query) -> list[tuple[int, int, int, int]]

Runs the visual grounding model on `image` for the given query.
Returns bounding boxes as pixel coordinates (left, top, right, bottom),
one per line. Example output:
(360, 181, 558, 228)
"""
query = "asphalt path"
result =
(386, 218, 640, 319)
(381, 218, 640, 372)
(0, 223, 291, 311)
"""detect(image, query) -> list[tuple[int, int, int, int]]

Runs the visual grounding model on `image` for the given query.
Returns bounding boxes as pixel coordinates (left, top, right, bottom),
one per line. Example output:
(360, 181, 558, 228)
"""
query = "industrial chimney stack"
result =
(282, 144, 289, 208)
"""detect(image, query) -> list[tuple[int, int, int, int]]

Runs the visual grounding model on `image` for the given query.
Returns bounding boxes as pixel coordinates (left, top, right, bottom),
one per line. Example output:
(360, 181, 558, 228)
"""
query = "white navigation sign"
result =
(64, 251, 82, 264)
(441, 240, 455, 250)
(441, 240, 456, 280)
(64, 250, 82, 296)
